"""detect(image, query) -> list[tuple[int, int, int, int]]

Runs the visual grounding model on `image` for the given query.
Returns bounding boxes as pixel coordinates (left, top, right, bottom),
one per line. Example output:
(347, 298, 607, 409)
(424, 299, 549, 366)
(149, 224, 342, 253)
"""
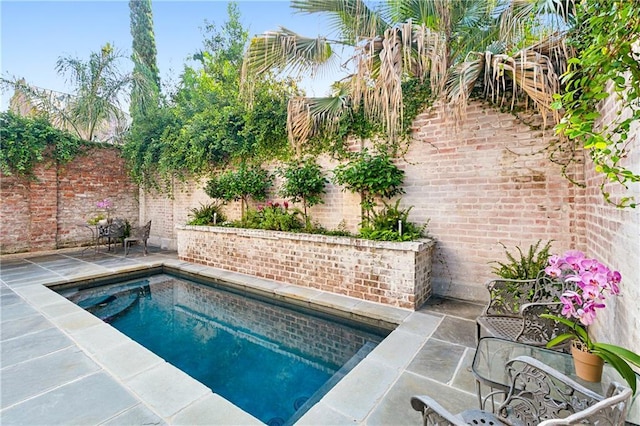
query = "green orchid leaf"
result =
(539, 314, 590, 345)
(546, 333, 576, 348)
(593, 348, 637, 394)
(594, 343, 640, 368)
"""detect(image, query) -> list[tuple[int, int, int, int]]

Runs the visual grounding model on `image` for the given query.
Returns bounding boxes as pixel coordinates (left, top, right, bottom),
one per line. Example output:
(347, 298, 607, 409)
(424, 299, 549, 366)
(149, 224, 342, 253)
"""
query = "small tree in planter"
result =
(204, 163, 272, 218)
(277, 159, 327, 228)
(332, 149, 405, 222)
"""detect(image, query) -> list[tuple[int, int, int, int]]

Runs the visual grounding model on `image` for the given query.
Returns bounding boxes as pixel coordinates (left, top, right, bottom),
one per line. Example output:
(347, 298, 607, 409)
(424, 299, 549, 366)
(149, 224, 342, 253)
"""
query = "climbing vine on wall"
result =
(553, 0, 639, 208)
(0, 111, 89, 177)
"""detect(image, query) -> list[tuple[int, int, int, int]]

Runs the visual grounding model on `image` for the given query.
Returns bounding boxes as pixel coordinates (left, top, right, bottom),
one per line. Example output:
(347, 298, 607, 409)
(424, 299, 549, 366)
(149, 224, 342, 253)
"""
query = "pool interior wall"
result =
(50, 267, 392, 425)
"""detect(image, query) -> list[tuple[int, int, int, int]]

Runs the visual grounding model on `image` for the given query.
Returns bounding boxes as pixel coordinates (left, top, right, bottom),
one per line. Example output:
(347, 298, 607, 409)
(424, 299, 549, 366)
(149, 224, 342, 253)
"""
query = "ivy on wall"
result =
(0, 111, 89, 177)
(553, 0, 639, 208)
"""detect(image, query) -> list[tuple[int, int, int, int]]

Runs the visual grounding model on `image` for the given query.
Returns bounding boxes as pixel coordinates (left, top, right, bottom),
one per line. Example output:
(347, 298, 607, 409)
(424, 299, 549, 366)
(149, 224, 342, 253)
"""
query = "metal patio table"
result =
(472, 337, 639, 425)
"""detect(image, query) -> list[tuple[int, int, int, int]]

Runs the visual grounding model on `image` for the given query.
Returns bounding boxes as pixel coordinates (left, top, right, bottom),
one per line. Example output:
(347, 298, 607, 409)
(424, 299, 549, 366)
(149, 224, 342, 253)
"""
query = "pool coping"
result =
(5, 254, 446, 425)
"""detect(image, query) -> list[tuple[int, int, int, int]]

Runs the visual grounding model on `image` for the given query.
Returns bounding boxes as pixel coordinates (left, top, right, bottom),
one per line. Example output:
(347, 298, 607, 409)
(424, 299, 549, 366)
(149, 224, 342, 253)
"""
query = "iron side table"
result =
(471, 337, 639, 425)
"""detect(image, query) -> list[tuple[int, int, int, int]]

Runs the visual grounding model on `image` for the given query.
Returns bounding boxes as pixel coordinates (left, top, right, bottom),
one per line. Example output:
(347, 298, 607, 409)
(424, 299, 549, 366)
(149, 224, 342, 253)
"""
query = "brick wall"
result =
(0, 146, 139, 254)
(147, 101, 586, 301)
(397, 103, 586, 300)
(177, 226, 435, 309)
(583, 93, 640, 355)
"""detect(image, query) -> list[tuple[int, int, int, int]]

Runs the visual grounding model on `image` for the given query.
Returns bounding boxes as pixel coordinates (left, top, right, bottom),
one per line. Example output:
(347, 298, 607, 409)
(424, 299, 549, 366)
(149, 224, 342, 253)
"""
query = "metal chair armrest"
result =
(498, 356, 605, 424)
(536, 382, 632, 425)
(411, 395, 467, 426)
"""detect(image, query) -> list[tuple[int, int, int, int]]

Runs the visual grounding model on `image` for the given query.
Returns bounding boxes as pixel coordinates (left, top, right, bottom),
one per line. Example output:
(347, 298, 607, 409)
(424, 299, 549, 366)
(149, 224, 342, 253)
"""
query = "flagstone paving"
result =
(0, 247, 483, 425)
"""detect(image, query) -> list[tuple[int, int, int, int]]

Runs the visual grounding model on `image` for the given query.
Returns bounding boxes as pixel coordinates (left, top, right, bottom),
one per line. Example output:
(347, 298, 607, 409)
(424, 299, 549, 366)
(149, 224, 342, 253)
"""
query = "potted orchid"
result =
(540, 250, 640, 393)
(95, 198, 113, 225)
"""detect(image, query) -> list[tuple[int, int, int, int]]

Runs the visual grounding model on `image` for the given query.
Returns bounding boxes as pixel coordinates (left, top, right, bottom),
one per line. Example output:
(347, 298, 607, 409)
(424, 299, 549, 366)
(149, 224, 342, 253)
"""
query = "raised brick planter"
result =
(177, 226, 435, 310)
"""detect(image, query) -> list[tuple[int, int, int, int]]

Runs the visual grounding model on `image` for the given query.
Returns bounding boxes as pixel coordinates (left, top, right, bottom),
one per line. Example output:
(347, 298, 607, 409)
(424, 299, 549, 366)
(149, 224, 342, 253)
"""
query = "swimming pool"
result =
(57, 273, 386, 425)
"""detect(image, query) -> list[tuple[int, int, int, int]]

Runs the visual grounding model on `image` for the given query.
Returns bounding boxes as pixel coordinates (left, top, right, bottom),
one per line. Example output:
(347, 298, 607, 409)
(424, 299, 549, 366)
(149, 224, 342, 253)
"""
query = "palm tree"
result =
(3, 43, 130, 142)
(243, 0, 575, 147)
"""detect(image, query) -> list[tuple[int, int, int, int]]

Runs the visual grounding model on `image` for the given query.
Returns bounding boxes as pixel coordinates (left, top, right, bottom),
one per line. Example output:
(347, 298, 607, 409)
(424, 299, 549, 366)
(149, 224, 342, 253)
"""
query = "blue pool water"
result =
(59, 274, 385, 425)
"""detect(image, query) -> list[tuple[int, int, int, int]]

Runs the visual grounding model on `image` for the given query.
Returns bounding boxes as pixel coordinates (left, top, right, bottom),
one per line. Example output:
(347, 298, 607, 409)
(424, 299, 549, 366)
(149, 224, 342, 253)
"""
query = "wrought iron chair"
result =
(410, 356, 632, 426)
(476, 271, 572, 347)
(97, 218, 126, 253)
(124, 220, 151, 256)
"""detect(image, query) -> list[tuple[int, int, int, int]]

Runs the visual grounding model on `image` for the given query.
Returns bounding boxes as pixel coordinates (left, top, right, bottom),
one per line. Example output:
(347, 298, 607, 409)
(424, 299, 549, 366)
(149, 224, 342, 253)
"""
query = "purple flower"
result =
(563, 251, 586, 270)
(560, 294, 579, 317)
(548, 250, 622, 325)
(96, 198, 112, 210)
(545, 265, 562, 278)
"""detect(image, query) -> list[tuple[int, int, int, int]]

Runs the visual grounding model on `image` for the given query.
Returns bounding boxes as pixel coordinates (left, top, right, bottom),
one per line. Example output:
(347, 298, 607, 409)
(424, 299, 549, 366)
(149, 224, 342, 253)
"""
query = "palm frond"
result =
(446, 32, 568, 126)
(446, 51, 486, 121)
(242, 27, 334, 79)
(2, 78, 85, 138)
(383, 0, 439, 28)
(498, 0, 575, 48)
(291, 0, 388, 41)
(287, 93, 350, 155)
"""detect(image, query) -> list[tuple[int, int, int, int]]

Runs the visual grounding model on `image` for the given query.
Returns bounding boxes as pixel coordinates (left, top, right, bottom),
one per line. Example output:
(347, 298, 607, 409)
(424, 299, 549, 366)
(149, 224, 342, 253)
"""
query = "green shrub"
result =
(204, 163, 272, 216)
(277, 159, 327, 224)
(358, 199, 427, 242)
(187, 203, 227, 226)
(491, 240, 553, 279)
(236, 201, 303, 232)
(332, 149, 404, 220)
(0, 111, 85, 177)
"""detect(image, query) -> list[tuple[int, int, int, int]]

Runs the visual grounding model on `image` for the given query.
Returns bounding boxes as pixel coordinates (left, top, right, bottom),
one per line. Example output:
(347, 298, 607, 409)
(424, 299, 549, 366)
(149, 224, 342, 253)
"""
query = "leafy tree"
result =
(278, 159, 327, 224)
(122, 3, 296, 191)
(129, 0, 160, 119)
(204, 163, 273, 217)
(122, 103, 179, 191)
(332, 149, 404, 221)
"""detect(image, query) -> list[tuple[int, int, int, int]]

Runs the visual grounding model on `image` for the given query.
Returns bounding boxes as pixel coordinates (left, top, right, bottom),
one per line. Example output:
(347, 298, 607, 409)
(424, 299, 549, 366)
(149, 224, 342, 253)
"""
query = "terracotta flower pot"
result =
(571, 342, 604, 382)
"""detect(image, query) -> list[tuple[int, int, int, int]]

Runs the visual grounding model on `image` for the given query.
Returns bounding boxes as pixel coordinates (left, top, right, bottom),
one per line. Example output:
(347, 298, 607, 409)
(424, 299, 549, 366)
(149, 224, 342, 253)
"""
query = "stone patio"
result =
(0, 247, 483, 425)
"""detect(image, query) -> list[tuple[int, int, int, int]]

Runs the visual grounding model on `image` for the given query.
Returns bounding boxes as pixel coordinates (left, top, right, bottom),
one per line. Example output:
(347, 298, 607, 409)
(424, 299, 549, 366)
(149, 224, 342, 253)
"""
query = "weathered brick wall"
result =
(0, 162, 57, 253)
(143, 101, 587, 302)
(584, 93, 640, 355)
(139, 178, 212, 250)
(57, 148, 139, 247)
(177, 226, 435, 309)
(397, 103, 586, 300)
(0, 172, 31, 253)
(0, 146, 139, 254)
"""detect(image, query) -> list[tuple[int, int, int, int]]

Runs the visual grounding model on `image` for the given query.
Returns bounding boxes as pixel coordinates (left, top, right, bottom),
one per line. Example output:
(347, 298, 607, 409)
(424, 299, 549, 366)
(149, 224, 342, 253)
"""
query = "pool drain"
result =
(294, 396, 309, 410)
(267, 417, 284, 426)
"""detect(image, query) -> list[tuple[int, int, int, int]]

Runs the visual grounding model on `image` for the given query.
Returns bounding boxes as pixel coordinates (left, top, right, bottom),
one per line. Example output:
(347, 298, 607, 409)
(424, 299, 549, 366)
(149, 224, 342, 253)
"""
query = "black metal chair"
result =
(124, 220, 151, 256)
(97, 218, 126, 253)
(475, 271, 572, 347)
(411, 356, 632, 426)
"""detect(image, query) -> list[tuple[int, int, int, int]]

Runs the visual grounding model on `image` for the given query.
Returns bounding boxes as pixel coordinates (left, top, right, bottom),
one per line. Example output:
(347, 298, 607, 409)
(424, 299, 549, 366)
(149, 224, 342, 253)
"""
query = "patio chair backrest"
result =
(499, 357, 631, 426)
(484, 270, 564, 317)
(137, 220, 151, 240)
